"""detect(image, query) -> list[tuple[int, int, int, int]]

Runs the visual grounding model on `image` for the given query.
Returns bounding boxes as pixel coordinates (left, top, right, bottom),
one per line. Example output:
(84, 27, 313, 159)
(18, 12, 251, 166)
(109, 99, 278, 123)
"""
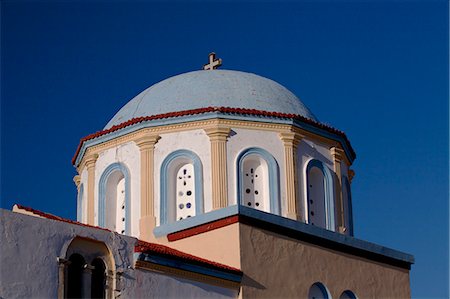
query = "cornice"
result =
(73, 109, 356, 167)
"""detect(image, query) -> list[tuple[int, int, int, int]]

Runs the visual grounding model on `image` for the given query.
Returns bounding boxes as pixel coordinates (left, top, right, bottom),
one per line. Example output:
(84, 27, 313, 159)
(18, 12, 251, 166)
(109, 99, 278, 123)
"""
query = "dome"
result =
(105, 70, 317, 129)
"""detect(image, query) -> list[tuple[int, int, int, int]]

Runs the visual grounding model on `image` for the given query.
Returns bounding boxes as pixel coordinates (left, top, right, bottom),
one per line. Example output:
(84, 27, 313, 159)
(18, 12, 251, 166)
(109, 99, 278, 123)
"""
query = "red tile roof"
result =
(72, 106, 356, 165)
(13, 204, 241, 274)
(13, 204, 112, 232)
(135, 239, 242, 274)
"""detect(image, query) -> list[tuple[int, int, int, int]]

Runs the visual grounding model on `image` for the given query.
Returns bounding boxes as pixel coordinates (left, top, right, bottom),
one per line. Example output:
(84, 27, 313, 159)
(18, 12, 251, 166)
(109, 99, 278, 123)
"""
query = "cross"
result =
(203, 52, 222, 70)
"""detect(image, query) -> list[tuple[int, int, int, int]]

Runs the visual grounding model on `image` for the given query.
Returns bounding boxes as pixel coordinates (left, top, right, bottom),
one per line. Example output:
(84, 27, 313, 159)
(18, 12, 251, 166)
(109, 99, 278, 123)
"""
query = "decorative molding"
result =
(135, 135, 161, 150)
(73, 175, 81, 189)
(74, 116, 354, 169)
(204, 124, 231, 209)
(98, 162, 131, 234)
(72, 107, 356, 166)
(236, 147, 280, 215)
(160, 149, 204, 225)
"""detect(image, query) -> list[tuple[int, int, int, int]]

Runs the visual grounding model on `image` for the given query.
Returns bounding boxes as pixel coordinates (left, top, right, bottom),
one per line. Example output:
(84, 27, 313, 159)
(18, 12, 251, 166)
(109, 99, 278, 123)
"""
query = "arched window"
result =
(67, 253, 85, 299)
(306, 159, 335, 231)
(62, 237, 114, 299)
(308, 282, 331, 299)
(340, 290, 358, 299)
(91, 258, 106, 299)
(77, 184, 84, 222)
(99, 163, 131, 234)
(237, 147, 280, 215)
(342, 176, 354, 236)
(160, 150, 203, 225)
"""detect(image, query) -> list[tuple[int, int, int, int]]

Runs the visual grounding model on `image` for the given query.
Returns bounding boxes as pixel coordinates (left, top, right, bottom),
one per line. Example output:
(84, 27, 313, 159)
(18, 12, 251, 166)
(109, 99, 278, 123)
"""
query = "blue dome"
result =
(105, 70, 317, 129)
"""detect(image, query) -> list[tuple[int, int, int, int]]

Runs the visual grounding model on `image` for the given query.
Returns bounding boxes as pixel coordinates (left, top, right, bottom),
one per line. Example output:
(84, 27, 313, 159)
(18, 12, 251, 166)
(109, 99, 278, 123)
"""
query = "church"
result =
(1, 53, 414, 298)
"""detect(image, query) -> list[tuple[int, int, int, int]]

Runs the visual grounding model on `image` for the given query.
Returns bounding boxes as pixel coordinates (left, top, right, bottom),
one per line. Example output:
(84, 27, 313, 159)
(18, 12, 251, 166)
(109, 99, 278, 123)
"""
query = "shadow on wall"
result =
(301, 141, 333, 166)
(241, 274, 266, 290)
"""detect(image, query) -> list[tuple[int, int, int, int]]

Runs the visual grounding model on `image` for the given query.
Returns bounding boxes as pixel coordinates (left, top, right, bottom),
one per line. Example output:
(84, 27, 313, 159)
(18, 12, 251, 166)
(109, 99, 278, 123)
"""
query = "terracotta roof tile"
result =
(13, 204, 112, 232)
(135, 239, 242, 274)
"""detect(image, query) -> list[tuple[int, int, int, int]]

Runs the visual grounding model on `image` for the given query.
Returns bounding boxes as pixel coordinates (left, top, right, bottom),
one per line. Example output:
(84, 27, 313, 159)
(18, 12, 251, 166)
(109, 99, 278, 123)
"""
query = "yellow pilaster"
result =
(331, 146, 346, 232)
(279, 131, 304, 220)
(85, 154, 98, 226)
(204, 125, 231, 209)
(135, 135, 160, 242)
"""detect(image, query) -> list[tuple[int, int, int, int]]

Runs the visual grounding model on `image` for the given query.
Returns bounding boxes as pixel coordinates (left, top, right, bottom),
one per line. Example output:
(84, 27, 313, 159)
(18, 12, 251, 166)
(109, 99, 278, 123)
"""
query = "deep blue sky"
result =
(1, 1, 448, 298)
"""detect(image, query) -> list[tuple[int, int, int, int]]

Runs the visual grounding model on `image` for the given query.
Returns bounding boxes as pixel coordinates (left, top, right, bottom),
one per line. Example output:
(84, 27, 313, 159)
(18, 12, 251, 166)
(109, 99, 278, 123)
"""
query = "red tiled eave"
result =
(13, 204, 112, 232)
(72, 106, 356, 165)
(134, 239, 242, 274)
(13, 204, 242, 275)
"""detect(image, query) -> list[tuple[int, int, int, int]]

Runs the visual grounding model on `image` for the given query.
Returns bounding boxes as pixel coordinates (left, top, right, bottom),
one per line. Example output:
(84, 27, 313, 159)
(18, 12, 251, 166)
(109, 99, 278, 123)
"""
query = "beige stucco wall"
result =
(164, 223, 241, 269)
(239, 223, 411, 299)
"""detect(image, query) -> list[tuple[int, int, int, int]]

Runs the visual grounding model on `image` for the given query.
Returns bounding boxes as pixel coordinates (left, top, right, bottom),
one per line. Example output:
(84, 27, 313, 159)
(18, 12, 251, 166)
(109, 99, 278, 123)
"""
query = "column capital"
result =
(135, 135, 161, 150)
(85, 154, 99, 168)
(348, 169, 355, 183)
(73, 175, 81, 188)
(330, 146, 345, 162)
(279, 131, 304, 147)
(204, 125, 231, 141)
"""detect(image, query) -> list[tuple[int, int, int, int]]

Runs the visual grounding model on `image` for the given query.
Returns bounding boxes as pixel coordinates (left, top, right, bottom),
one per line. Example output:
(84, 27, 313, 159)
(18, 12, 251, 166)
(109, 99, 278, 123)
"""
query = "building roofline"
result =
(11, 204, 242, 275)
(155, 205, 414, 270)
(72, 106, 356, 166)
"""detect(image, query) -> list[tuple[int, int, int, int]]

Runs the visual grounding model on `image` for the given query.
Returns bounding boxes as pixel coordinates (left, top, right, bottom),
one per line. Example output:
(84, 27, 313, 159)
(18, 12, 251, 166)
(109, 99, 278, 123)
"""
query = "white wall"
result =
(95, 142, 140, 237)
(0, 210, 238, 299)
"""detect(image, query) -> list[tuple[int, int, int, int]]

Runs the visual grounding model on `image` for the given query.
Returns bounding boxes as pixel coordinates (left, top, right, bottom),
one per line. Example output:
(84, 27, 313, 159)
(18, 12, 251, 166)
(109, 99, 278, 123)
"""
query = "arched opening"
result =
(307, 166, 326, 227)
(237, 147, 280, 215)
(62, 237, 115, 299)
(340, 290, 358, 299)
(67, 253, 85, 299)
(99, 163, 130, 234)
(241, 154, 269, 211)
(91, 258, 106, 299)
(176, 163, 196, 220)
(306, 159, 335, 231)
(160, 149, 203, 225)
(308, 282, 331, 299)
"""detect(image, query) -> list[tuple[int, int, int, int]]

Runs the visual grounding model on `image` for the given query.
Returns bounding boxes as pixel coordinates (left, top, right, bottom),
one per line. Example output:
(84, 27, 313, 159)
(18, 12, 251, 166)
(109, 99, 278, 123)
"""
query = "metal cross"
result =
(203, 52, 222, 70)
